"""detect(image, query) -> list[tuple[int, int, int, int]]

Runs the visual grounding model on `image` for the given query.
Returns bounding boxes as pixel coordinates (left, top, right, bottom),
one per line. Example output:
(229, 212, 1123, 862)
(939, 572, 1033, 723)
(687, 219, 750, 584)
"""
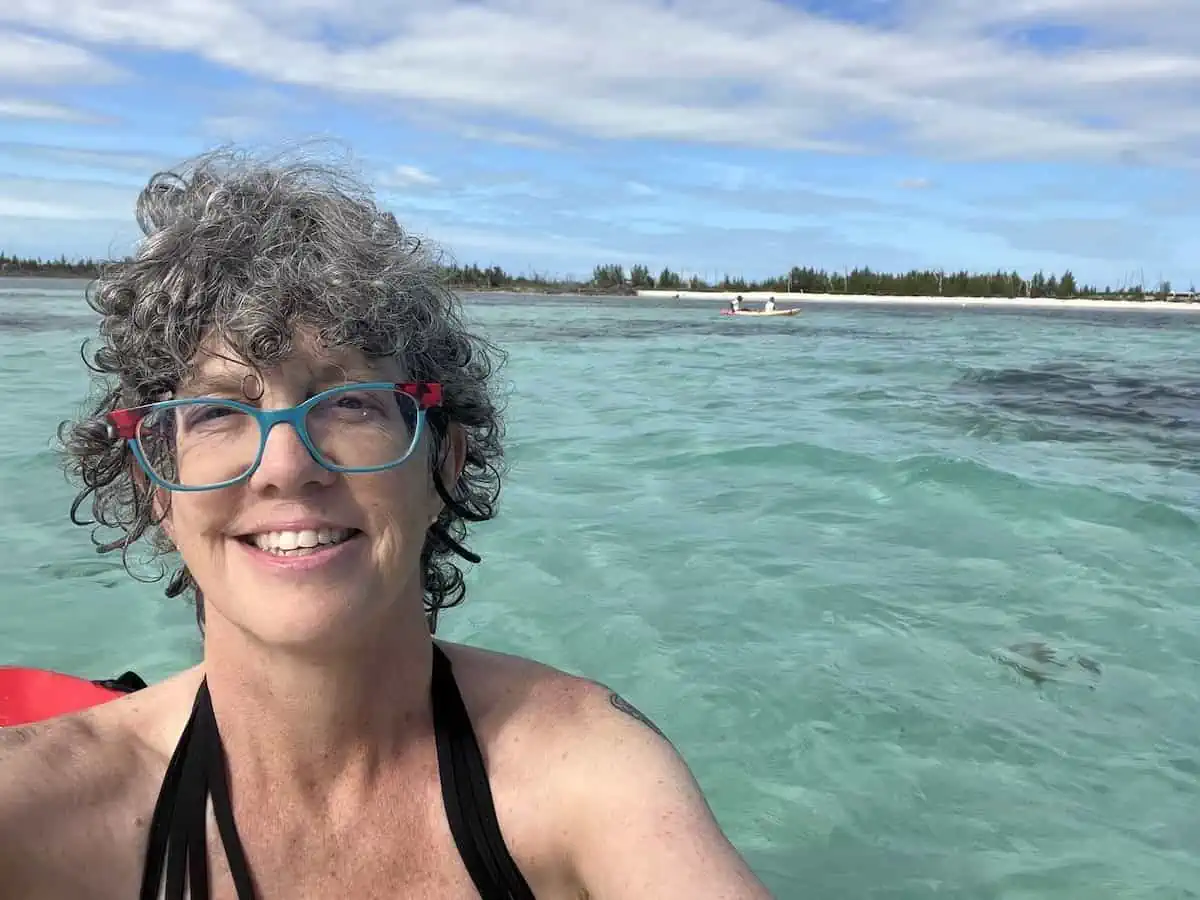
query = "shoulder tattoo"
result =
(608, 691, 669, 742)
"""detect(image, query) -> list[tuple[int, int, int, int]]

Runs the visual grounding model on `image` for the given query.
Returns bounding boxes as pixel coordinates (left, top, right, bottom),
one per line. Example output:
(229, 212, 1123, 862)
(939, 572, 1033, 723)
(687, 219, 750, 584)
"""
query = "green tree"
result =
(629, 264, 654, 289)
(1058, 270, 1077, 298)
(590, 264, 626, 289)
(656, 267, 683, 289)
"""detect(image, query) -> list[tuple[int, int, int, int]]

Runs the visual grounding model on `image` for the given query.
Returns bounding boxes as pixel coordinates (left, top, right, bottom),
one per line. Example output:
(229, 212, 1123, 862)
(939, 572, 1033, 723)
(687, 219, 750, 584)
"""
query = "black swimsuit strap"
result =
(138, 687, 199, 900)
(140, 647, 533, 900)
(431, 644, 536, 900)
(199, 683, 257, 899)
(138, 680, 257, 900)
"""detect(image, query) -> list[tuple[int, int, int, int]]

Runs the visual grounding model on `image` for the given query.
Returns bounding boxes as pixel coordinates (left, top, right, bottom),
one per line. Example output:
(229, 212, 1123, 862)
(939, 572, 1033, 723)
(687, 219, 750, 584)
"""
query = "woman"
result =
(0, 149, 772, 899)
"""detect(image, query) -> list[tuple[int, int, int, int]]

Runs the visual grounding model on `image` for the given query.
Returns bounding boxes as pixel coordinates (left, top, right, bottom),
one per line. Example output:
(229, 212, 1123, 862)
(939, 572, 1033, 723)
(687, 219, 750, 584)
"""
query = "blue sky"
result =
(1, 0, 1198, 288)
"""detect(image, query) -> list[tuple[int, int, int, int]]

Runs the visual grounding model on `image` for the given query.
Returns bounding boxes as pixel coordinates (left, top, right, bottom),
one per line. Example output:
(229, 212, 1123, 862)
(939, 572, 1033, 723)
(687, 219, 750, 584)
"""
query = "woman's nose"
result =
(249, 419, 336, 492)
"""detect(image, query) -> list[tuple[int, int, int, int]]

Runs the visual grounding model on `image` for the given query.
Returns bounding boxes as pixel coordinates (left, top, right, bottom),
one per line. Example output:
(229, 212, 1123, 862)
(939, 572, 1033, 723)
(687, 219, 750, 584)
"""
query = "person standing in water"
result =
(0, 149, 773, 900)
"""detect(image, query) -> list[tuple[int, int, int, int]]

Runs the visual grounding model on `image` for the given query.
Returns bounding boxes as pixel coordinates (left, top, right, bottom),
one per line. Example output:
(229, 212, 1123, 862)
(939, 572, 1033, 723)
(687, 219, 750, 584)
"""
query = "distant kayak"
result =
(720, 308, 801, 317)
(0, 666, 146, 726)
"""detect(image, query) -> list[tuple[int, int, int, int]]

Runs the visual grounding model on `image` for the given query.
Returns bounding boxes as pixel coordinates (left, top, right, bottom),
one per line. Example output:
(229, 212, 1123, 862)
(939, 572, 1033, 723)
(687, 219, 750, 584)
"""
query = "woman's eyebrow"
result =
(175, 370, 254, 397)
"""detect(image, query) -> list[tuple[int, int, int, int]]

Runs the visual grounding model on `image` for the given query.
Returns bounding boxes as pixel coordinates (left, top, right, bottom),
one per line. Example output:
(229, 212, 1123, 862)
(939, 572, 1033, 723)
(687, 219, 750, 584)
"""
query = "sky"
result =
(1, 0, 1199, 289)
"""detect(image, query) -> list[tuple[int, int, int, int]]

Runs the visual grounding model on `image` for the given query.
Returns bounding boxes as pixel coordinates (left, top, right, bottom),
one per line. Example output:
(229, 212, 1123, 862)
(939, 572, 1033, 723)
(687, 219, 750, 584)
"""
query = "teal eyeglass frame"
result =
(105, 381, 443, 492)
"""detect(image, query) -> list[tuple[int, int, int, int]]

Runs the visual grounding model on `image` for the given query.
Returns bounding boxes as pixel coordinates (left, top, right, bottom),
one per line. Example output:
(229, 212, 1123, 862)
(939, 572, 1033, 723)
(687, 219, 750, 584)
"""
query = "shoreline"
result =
(635, 289, 1200, 313)
(4, 273, 1196, 312)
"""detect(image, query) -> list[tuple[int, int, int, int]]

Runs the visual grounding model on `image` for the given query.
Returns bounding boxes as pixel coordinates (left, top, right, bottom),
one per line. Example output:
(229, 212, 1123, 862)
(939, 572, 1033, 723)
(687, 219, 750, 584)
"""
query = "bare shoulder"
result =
(436, 640, 595, 725)
(438, 640, 672, 728)
(550, 677, 772, 899)
(436, 642, 657, 750)
(0, 671, 200, 899)
(0, 710, 127, 824)
(441, 642, 773, 900)
(0, 713, 132, 896)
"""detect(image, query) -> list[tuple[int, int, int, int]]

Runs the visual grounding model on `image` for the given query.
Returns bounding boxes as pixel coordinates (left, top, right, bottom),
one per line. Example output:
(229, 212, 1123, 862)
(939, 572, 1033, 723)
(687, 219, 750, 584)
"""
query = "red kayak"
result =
(0, 667, 146, 727)
(720, 308, 801, 317)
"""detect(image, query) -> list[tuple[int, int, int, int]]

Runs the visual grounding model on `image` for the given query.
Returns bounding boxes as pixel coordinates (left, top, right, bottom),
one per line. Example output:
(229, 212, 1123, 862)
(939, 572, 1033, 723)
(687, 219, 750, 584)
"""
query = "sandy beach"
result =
(635, 288, 1200, 313)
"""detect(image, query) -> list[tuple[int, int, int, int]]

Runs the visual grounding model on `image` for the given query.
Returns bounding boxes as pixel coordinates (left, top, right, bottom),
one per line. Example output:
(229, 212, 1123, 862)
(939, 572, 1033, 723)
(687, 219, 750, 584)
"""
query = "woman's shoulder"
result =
(436, 639, 664, 759)
(0, 668, 202, 899)
(437, 640, 605, 723)
(438, 641, 773, 900)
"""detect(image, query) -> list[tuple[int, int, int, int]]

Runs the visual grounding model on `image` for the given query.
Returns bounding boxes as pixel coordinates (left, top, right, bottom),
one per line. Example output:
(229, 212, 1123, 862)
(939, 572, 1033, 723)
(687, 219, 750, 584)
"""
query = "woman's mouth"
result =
(238, 527, 361, 557)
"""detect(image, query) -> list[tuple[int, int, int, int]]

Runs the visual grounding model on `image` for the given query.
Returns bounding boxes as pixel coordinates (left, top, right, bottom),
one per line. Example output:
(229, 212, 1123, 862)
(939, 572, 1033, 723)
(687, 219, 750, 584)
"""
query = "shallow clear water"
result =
(3, 278, 1199, 898)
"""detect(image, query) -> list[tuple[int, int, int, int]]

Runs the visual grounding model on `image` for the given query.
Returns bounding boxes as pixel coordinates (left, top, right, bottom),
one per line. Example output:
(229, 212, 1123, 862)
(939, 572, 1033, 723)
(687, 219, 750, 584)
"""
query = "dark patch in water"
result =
(0, 312, 95, 334)
(959, 363, 1200, 431)
(992, 641, 1102, 689)
(953, 361, 1200, 473)
(500, 316, 812, 345)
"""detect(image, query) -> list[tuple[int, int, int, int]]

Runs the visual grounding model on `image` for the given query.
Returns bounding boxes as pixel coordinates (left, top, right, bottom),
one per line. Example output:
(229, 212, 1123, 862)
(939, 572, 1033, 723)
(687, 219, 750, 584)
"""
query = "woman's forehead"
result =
(180, 337, 399, 396)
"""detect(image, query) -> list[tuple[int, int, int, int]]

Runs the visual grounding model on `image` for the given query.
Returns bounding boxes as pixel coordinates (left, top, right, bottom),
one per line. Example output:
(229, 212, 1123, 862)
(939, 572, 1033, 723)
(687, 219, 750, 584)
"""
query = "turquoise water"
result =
(3, 277, 1199, 898)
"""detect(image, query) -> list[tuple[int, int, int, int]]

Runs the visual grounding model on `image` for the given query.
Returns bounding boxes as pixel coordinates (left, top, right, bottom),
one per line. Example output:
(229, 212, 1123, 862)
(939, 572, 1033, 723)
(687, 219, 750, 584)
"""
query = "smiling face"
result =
(158, 333, 463, 654)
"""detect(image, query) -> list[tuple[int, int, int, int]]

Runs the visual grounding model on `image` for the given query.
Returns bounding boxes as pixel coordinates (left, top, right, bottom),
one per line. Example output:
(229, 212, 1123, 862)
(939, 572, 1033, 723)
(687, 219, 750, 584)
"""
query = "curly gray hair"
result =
(59, 147, 505, 632)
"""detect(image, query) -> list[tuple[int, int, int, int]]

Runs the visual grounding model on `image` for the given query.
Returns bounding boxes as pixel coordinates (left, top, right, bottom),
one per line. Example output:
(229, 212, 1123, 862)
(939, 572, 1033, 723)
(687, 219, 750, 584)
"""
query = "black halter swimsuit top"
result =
(137, 645, 535, 900)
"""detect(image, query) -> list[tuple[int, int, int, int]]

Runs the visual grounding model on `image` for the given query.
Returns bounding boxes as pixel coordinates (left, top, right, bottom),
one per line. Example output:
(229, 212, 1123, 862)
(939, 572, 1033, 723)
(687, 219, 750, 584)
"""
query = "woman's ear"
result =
(444, 421, 468, 487)
(159, 501, 174, 540)
(430, 421, 467, 522)
(142, 469, 173, 539)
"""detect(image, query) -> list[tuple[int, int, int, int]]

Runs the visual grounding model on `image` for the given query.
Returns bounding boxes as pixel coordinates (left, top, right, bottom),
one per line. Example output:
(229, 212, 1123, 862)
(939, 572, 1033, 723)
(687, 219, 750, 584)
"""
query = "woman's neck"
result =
(199, 607, 437, 806)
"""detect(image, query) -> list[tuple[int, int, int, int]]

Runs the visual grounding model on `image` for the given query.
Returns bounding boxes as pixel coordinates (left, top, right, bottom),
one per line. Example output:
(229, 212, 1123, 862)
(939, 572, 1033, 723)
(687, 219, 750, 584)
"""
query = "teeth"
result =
(250, 528, 354, 554)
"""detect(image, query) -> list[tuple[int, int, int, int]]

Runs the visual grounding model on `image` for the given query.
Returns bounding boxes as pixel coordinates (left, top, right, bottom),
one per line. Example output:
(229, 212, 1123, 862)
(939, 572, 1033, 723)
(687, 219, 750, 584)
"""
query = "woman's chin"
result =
(216, 538, 398, 651)
(234, 596, 394, 655)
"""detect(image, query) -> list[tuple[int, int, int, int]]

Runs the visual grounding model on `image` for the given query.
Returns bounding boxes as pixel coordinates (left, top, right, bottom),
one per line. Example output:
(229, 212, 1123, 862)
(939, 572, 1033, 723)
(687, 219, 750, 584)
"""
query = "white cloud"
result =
(0, 174, 132, 220)
(428, 223, 640, 267)
(378, 164, 439, 188)
(0, 97, 105, 123)
(0, 0, 1197, 162)
(201, 114, 275, 142)
(0, 30, 122, 84)
(962, 212, 1168, 262)
(0, 142, 167, 173)
(911, 0, 1190, 35)
(450, 123, 560, 150)
(399, 109, 563, 150)
(196, 85, 303, 142)
(0, 197, 100, 219)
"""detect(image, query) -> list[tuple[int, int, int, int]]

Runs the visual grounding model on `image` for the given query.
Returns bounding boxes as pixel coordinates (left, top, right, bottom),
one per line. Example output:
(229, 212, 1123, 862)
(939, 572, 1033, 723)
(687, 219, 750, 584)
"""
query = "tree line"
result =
(1, 253, 105, 279)
(583, 263, 1184, 300)
(1, 252, 1186, 300)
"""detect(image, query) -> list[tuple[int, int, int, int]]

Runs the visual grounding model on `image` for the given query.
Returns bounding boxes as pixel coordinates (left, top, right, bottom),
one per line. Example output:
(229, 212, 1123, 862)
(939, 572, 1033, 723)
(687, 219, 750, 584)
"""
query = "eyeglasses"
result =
(106, 381, 443, 492)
